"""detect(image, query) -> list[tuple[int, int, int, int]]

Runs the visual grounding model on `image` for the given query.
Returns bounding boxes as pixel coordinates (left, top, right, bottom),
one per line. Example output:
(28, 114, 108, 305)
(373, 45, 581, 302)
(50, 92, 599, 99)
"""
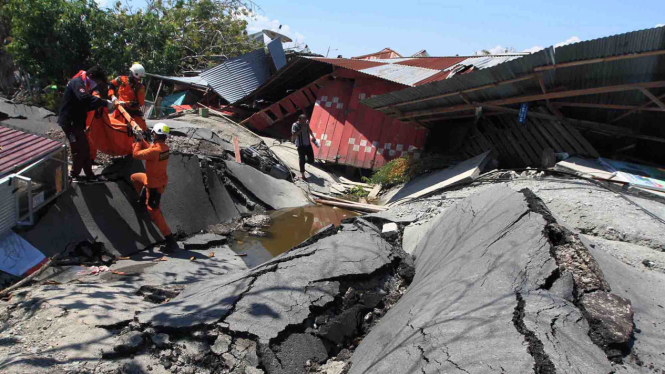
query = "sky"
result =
(119, 0, 664, 58)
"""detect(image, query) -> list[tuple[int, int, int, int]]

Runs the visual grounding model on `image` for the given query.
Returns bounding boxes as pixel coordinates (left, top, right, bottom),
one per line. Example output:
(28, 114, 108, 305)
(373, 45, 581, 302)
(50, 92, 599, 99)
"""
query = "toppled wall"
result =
(350, 186, 634, 373)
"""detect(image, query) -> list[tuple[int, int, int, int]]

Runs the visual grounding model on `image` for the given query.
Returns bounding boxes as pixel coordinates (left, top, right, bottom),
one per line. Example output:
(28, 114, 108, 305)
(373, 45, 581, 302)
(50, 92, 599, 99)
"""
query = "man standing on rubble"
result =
(131, 123, 178, 252)
(292, 114, 318, 181)
(58, 65, 116, 182)
(108, 63, 147, 131)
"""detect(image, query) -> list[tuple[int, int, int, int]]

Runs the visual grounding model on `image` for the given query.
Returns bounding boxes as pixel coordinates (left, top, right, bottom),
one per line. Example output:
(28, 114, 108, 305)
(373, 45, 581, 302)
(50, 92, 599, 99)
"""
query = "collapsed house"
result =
(362, 27, 665, 168)
(240, 53, 527, 169)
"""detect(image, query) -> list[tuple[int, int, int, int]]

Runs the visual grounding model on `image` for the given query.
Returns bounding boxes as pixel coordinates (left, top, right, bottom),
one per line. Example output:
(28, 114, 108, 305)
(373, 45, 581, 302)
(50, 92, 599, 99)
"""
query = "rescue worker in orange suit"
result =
(108, 63, 147, 132)
(130, 123, 178, 252)
(58, 65, 116, 182)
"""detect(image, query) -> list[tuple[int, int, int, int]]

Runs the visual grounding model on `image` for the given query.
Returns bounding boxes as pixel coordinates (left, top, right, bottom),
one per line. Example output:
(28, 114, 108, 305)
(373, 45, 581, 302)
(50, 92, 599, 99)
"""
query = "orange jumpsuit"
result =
(131, 140, 171, 237)
(108, 76, 147, 131)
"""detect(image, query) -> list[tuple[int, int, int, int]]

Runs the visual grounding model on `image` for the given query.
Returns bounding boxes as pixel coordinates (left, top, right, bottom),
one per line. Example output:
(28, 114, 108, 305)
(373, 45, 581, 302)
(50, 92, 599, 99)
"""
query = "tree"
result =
(2, 0, 260, 91)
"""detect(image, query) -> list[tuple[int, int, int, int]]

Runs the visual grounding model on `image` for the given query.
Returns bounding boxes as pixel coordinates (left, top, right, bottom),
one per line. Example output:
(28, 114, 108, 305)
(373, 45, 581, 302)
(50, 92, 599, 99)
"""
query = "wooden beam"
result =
(610, 92, 665, 123)
(477, 103, 640, 138)
(377, 74, 539, 110)
(638, 87, 665, 110)
(377, 49, 665, 111)
(400, 80, 665, 119)
(533, 49, 665, 72)
(551, 102, 665, 112)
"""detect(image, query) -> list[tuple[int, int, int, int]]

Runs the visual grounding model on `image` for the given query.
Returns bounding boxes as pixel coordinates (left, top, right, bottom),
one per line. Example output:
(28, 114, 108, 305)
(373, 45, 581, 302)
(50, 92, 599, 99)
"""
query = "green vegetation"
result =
(1, 0, 259, 94)
(348, 185, 369, 198)
(370, 154, 457, 188)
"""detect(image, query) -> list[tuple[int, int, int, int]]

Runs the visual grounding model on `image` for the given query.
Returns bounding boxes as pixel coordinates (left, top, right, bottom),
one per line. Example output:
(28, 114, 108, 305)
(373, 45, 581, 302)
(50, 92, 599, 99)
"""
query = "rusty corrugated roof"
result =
(0, 125, 64, 176)
(396, 57, 467, 70)
(307, 55, 522, 87)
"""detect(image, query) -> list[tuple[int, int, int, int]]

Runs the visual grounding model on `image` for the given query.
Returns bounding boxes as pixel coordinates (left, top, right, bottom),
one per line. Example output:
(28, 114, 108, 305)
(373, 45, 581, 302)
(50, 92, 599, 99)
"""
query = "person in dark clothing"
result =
(58, 65, 115, 182)
(291, 114, 319, 181)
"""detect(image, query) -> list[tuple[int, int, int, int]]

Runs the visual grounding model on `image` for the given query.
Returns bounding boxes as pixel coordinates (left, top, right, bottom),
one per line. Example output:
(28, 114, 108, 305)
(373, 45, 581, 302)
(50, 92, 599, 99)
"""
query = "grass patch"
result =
(370, 154, 457, 188)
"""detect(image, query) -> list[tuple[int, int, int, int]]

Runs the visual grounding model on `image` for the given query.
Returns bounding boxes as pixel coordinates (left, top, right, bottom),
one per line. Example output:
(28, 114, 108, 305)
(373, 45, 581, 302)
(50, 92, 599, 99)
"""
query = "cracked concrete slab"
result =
(350, 186, 616, 374)
(223, 160, 311, 210)
(587, 240, 665, 373)
(138, 220, 398, 342)
(0, 101, 55, 122)
(22, 154, 242, 257)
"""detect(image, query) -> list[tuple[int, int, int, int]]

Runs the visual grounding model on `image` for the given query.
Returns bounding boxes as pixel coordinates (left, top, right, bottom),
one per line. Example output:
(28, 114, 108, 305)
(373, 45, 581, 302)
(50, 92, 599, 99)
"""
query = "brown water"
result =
(231, 205, 360, 267)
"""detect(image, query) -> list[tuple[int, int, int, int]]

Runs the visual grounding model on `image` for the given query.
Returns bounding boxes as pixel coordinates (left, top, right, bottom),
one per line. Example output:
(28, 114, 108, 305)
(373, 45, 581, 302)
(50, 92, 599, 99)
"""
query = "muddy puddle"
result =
(231, 205, 360, 268)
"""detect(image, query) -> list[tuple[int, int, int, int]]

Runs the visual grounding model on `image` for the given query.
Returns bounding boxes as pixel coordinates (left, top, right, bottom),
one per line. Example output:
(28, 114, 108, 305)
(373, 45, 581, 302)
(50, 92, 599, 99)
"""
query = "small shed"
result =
(0, 125, 67, 234)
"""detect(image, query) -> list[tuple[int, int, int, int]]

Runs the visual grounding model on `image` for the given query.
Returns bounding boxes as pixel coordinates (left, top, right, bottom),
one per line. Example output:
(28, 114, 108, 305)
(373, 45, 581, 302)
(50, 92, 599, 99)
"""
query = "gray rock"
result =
(580, 291, 634, 349)
(272, 334, 328, 374)
(211, 334, 232, 355)
(151, 334, 171, 348)
(243, 215, 272, 228)
(317, 305, 364, 344)
(114, 331, 145, 354)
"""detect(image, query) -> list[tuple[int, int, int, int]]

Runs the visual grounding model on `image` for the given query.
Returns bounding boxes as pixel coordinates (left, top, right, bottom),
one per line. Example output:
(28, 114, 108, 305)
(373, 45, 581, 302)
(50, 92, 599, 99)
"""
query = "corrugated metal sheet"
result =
(0, 125, 64, 176)
(307, 55, 523, 88)
(268, 38, 287, 70)
(145, 73, 208, 88)
(0, 177, 17, 235)
(361, 48, 551, 111)
(445, 55, 525, 71)
(397, 57, 466, 70)
(201, 48, 272, 103)
(309, 58, 385, 71)
(362, 27, 665, 120)
(308, 73, 427, 170)
(361, 64, 440, 86)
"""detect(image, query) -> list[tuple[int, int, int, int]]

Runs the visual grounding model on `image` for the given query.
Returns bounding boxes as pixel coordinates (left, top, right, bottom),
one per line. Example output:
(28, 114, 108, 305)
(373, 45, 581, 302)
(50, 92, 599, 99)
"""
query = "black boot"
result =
(161, 234, 179, 253)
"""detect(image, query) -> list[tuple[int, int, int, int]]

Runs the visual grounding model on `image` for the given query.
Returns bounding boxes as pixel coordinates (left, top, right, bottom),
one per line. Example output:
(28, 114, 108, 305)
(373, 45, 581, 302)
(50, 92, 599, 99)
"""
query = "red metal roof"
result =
(0, 125, 64, 176)
(396, 57, 466, 70)
(311, 58, 385, 70)
(352, 48, 402, 60)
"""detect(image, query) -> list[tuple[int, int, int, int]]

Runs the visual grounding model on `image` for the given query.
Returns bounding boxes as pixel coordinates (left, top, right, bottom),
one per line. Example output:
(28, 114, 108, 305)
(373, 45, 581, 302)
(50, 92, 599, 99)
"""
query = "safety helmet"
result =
(129, 63, 145, 79)
(153, 123, 170, 136)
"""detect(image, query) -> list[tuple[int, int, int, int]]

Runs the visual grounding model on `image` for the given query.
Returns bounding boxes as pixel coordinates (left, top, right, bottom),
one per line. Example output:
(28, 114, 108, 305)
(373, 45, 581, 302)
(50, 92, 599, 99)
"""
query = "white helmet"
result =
(153, 123, 170, 136)
(129, 63, 145, 79)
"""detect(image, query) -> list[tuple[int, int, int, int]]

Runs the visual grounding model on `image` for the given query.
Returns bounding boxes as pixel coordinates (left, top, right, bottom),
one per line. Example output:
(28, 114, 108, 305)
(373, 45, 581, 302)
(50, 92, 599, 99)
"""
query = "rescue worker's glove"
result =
(133, 130, 144, 142)
(106, 100, 116, 111)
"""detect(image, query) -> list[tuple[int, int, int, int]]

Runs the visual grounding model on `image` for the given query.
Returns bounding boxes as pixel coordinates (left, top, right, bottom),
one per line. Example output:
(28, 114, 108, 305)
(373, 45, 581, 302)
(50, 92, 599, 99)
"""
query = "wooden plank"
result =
(547, 116, 588, 155)
(233, 137, 241, 163)
(502, 126, 532, 166)
(400, 80, 665, 119)
(638, 87, 665, 110)
(496, 116, 541, 164)
(561, 122, 600, 158)
(552, 101, 665, 112)
(484, 119, 521, 166)
(611, 92, 665, 122)
(368, 184, 382, 199)
(530, 117, 566, 152)
(523, 119, 552, 154)
(387, 151, 491, 206)
(510, 118, 546, 162)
